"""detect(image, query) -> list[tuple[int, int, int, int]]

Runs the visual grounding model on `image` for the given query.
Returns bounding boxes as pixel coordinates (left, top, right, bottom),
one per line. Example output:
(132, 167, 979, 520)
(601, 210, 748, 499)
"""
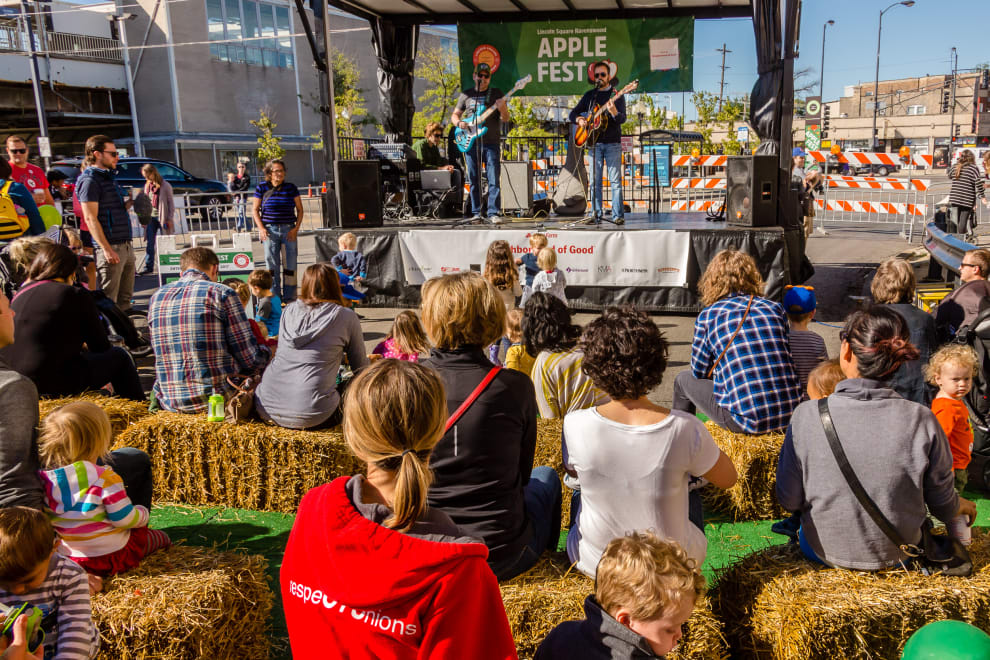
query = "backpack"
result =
(0, 181, 30, 240)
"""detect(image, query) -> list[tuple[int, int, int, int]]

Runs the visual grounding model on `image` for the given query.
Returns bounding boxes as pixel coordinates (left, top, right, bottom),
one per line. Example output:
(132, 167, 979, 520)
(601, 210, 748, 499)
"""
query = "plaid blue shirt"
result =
(149, 269, 270, 413)
(691, 293, 801, 433)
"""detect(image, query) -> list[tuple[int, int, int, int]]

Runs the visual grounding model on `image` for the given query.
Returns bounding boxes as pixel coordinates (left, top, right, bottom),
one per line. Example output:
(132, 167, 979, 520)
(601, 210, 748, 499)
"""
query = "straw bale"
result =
(701, 422, 786, 521)
(93, 544, 272, 660)
(713, 530, 990, 659)
(116, 413, 363, 512)
(501, 555, 727, 659)
(534, 418, 573, 525)
(39, 394, 154, 439)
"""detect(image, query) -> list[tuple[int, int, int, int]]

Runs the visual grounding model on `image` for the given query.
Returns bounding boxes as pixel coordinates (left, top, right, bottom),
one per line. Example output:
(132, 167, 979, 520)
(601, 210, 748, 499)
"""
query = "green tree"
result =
(333, 50, 375, 135)
(411, 46, 461, 137)
(505, 98, 555, 160)
(250, 109, 284, 163)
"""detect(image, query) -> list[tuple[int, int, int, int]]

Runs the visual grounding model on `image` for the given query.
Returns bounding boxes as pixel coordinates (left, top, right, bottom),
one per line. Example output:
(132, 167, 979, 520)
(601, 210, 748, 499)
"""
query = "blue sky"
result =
(689, 0, 989, 118)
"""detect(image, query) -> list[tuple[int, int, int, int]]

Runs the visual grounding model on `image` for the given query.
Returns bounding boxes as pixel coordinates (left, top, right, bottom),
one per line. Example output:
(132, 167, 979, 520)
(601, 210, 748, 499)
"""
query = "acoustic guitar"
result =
(573, 80, 639, 148)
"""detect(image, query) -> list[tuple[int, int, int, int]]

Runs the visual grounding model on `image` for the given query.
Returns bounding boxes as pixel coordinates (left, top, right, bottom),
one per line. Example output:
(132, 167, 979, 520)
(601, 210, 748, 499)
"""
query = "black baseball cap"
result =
(475, 62, 492, 75)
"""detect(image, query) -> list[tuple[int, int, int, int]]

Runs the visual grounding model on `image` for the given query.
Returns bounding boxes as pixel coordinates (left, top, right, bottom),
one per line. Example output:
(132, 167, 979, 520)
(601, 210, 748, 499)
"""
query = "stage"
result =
(314, 212, 804, 313)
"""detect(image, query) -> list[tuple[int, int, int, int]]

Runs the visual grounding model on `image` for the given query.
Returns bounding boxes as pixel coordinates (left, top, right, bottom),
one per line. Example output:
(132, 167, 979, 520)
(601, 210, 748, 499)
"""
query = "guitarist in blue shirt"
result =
(569, 61, 627, 225)
(451, 62, 510, 225)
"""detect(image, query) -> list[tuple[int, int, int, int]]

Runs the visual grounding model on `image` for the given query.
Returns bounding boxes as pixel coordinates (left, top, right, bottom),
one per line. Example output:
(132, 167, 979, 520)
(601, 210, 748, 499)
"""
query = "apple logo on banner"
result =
(586, 60, 617, 82)
(472, 45, 501, 73)
(233, 253, 251, 269)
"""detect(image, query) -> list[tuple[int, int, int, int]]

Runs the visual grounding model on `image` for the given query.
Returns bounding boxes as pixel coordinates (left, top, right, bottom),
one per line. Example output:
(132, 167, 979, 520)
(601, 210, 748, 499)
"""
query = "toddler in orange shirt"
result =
(926, 344, 979, 545)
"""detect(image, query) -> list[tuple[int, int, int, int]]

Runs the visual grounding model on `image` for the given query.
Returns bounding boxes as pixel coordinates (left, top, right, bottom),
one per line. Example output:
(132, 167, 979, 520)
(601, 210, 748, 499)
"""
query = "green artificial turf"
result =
(150, 486, 990, 659)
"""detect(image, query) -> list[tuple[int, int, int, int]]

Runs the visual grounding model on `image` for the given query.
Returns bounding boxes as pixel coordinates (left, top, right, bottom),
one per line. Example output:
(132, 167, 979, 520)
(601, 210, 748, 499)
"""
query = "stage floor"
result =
(370, 211, 753, 233)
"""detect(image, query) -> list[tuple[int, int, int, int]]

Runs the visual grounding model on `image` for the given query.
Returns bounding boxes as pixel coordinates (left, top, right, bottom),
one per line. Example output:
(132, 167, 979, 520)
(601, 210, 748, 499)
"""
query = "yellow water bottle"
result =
(208, 394, 225, 422)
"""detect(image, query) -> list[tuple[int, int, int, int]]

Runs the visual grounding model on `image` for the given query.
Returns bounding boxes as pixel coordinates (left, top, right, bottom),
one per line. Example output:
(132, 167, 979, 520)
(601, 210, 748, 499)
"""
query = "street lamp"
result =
(871, 1, 915, 151)
(819, 20, 834, 103)
(107, 13, 143, 157)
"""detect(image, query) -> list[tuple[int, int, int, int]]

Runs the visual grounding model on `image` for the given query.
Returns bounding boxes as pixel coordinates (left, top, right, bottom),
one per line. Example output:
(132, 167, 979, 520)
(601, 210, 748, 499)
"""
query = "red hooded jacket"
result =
(281, 476, 518, 659)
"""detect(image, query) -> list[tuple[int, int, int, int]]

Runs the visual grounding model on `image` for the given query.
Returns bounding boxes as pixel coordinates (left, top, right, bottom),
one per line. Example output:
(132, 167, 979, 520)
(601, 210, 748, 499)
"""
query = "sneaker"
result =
(469, 214, 484, 224)
(582, 216, 601, 226)
(488, 215, 504, 226)
(138, 268, 154, 276)
(613, 217, 625, 226)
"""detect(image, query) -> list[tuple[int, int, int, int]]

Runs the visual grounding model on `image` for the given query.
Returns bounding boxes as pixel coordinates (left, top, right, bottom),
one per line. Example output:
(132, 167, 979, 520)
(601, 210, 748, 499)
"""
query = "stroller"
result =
(953, 304, 990, 490)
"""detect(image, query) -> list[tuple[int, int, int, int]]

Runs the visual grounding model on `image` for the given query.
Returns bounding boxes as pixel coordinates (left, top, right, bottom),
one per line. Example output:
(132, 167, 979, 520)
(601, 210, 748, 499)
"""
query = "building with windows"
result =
(0, 1, 131, 156)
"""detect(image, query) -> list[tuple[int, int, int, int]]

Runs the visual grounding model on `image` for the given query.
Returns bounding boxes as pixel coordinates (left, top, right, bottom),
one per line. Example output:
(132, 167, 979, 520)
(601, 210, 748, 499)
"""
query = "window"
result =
(206, 0, 293, 68)
(155, 164, 186, 180)
(906, 105, 926, 115)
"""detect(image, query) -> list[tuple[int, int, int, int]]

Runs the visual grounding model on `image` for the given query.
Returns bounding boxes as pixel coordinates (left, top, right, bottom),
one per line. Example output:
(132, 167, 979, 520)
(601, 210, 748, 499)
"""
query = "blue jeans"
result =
(263, 223, 298, 301)
(464, 142, 501, 217)
(142, 217, 162, 272)
(234, 196, 248, 231)
(590, 141, 623, 220)
(493, 466, 562, 581)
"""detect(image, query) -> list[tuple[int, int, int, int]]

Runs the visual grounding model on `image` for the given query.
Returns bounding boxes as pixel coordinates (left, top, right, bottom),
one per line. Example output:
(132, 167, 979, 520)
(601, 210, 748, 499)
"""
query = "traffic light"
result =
(955, 125, 961, 137)
(822, 105, 831, 139)
(942, 90, 951, 113)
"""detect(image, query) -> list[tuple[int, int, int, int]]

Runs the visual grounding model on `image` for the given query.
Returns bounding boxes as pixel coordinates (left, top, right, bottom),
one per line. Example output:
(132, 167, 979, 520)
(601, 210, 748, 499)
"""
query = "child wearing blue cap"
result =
(783, 285, 828, 399)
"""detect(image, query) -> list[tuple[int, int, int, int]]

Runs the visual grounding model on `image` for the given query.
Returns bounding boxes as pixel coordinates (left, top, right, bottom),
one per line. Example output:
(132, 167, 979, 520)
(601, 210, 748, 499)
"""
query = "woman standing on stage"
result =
(672, 249, 801, 434)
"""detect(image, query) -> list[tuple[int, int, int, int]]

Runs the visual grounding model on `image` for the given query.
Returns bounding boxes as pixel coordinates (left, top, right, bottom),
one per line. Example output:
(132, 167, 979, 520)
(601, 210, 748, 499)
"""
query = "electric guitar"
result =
(573, 79, 639, 148)
(454, 74, 532, 154)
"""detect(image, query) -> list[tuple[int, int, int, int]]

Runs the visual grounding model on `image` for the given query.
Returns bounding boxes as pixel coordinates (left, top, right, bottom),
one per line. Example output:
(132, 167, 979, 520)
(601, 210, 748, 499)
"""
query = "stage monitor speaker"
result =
(337, 160, 383, 228)
(501, 161, 532, 213)
(726, 155, 778, 227)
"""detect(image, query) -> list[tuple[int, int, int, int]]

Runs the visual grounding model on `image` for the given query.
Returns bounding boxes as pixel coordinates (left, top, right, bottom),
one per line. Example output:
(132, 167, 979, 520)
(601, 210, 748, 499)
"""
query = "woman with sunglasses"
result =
(776, 305, 977, 570)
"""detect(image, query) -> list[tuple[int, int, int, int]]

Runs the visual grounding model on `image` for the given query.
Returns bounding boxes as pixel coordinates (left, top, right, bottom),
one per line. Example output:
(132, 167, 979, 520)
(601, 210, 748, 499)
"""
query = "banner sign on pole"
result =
(457, 18, 694, 96)
(642, 145, 672, 187)
(156, 233, 255, 285)
(398, 230, 690, 287)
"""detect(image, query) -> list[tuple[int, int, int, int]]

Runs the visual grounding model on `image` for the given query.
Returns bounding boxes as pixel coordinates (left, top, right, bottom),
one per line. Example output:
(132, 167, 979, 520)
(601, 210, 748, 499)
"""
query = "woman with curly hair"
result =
(563, 306, 737, 576)
(673, 249, 801, 434)
(523, 291, 609, 418)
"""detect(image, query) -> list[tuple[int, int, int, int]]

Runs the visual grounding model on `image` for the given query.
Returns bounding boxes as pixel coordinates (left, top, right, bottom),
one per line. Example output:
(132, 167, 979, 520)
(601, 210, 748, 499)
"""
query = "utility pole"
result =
(20, 0, 50, 170)
(716, 43, 731, 113)
(949, 47, 958, 152)
(108, 13, 143, 157)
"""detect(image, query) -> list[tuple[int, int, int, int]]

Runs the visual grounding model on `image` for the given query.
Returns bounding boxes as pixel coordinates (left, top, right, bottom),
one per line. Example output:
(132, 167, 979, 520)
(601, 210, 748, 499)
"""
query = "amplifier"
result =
(500, 161, 532, 213)
(367, 142, 414, 174)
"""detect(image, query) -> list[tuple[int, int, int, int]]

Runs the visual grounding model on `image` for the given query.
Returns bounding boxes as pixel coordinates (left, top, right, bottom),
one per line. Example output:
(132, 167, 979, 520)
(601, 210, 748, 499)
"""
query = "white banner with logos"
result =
(398, 230, 690, 287)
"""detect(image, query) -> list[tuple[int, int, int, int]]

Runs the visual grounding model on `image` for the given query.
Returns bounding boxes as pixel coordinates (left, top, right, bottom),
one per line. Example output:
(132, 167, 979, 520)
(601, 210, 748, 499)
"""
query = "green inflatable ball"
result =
(39, 205, 62, 230)
(902, 620, 990, 659)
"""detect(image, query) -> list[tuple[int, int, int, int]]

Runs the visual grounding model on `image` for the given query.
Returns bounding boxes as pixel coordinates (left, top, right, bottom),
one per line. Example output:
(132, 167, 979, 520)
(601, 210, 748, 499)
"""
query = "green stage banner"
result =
(456, 17, 694, 96)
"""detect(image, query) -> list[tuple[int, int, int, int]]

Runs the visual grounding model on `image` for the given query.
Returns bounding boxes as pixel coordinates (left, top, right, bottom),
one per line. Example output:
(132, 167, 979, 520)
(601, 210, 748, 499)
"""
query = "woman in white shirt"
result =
(563, 306, 738, 576)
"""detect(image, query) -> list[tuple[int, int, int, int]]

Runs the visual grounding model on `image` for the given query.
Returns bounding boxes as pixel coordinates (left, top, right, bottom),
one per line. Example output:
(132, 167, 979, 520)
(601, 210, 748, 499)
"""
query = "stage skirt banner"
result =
(397, 230, 691, 287)
(456, 18, 694, 96)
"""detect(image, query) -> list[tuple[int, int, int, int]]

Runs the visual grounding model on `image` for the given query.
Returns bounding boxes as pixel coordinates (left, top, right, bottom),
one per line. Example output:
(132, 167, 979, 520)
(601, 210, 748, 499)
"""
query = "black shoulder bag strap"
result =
(817, 398, 922, 556)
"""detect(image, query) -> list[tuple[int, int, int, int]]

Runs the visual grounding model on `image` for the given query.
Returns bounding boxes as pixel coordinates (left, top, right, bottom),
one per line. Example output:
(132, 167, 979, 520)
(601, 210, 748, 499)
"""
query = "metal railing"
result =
(0, 23, 122, 62)
(46, 32, 123, 63)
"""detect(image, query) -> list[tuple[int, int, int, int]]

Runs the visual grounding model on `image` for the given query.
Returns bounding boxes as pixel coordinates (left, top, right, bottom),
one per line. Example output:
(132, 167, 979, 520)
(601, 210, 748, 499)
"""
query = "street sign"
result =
(156, 233, 256, 286)
(805, 96, 822, 120)
(36, 137, 51, 159)
(736, 126, 749, 143)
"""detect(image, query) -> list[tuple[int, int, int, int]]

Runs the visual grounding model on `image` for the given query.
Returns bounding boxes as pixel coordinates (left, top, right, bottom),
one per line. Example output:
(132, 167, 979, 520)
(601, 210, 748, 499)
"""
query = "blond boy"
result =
(515, 233, 547, 289)
(535, 532, 704, 659)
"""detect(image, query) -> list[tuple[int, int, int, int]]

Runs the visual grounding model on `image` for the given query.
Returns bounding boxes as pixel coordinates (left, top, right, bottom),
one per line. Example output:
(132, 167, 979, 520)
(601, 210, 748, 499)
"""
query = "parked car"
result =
(852, 162, 899, 177)
(50, 157, 231, 221)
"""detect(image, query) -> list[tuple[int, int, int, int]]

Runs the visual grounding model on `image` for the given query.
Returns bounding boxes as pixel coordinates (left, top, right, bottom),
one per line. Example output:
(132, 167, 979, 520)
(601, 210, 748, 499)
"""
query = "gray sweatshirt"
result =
(254, 301, 368, 429)
(776, 378, 959, 570)
(0, 359, 43, 509)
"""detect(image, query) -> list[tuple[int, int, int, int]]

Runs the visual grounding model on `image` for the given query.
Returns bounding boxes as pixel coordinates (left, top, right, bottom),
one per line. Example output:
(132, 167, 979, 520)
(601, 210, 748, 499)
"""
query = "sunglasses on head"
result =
(8, 148, 26, 154)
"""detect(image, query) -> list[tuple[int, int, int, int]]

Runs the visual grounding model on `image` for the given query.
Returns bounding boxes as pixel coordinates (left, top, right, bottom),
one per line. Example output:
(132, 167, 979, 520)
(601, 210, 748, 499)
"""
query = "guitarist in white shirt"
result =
(569, 61, 628, 225)
(451, 62, 510, 225)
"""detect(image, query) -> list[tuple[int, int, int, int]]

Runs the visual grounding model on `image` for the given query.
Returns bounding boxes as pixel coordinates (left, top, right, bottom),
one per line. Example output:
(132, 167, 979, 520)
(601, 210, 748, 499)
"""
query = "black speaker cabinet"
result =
(338, 160, 383, 228)
(501, 161, 533, 213)
(726, 155, 778, 227)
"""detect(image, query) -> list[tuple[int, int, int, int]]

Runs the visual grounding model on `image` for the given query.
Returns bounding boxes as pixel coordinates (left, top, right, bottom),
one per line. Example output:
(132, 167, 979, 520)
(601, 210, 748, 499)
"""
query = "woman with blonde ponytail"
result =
(280, 359, 517, 659)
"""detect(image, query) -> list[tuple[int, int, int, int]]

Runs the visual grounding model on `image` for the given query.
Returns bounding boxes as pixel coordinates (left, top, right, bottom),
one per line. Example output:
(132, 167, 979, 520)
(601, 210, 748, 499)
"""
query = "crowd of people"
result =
(0, 140, 988, 656)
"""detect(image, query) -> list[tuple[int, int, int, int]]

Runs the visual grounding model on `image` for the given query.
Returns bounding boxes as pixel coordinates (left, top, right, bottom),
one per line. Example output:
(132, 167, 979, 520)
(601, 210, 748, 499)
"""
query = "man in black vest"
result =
(570, 61, 627, 225)
(451, 62, 510, 225)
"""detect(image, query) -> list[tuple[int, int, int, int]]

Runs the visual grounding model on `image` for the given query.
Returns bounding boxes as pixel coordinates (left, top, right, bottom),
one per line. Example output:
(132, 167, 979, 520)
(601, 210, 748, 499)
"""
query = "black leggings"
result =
(81, 347, 145, 401)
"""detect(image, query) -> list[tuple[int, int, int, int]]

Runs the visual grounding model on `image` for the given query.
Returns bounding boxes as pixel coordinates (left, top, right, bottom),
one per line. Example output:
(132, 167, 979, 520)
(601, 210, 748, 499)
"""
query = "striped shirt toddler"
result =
(39, 461, 148, 559)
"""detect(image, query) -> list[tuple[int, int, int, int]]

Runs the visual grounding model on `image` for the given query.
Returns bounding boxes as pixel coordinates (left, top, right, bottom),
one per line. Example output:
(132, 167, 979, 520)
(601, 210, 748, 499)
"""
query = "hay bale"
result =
(713, 530, 990, 659)
(39, 394, 154, 438)
(700, 422, 786, 521)
(501, 555, 726, 659)
(116, 413, 363, 512)
(93, 544, 272, 660)
(535, 418, 564, 475)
